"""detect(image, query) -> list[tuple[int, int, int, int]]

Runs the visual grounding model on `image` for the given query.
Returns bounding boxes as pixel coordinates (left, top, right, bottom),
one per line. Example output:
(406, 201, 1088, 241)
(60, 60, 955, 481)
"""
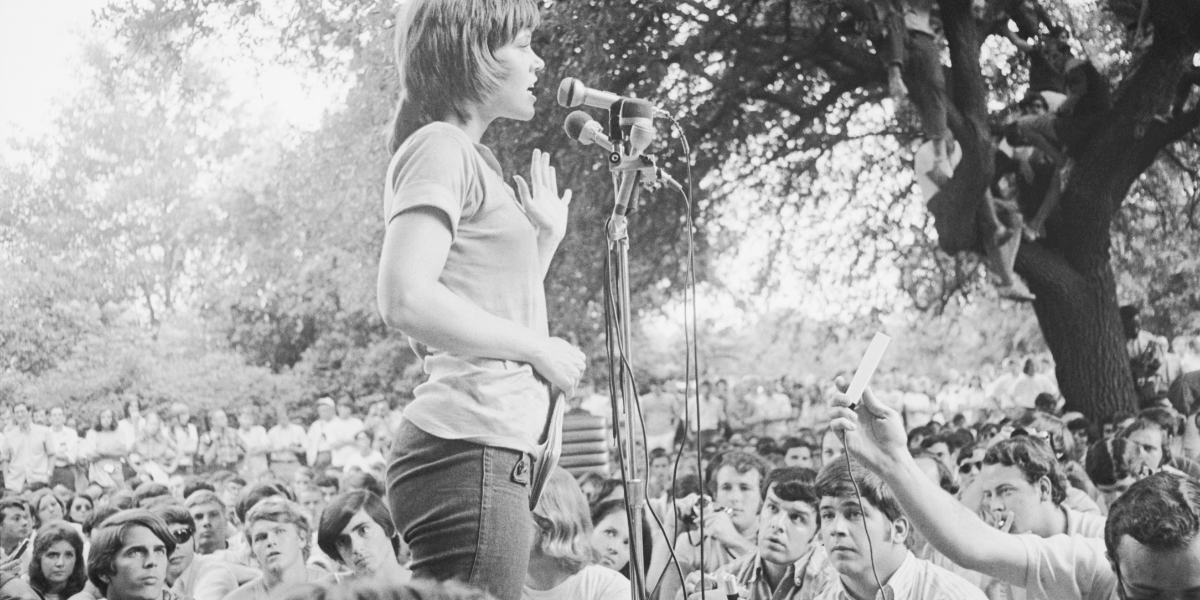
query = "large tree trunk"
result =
(1019, 244, 1136, 420)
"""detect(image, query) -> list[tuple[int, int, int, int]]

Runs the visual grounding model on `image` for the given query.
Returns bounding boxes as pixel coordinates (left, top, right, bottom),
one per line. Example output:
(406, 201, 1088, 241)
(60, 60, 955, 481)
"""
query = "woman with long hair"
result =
(84, 408, 126, 489)
(525, 468, 628, 599)
(0, 521, 87, 600)
(377, 2, 585, 599)
(134, 411, 179, 483)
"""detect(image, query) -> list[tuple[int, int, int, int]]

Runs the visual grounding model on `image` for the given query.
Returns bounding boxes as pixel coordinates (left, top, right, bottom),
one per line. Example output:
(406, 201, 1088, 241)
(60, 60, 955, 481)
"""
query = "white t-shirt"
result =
(1017, 534, 1116, 600)
(523, 565, 630, 600)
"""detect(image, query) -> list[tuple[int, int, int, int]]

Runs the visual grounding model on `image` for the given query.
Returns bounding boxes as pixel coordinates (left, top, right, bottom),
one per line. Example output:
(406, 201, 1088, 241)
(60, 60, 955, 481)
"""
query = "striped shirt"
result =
(812, 551, 987, 600)
(710, 547, 831, 600)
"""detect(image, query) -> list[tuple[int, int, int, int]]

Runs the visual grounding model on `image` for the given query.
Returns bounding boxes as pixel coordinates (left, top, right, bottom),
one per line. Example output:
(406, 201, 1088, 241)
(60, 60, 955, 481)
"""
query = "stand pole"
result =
(608, 202, 647, 600)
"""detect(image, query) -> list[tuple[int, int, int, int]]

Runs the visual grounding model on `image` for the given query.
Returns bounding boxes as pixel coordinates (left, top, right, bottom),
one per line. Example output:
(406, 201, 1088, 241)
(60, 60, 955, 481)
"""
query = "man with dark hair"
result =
(919, 431, 962, 482)
(812, 459, 985, 600)
(134, 482, 172, 508)
(684, 467, 822, 600)
(657, 450, 772, 600)
(827, 386, 1200, 599)
(88, 509, 176, 600)
(781, 438, 816, 470)
(150, 503, 243, 600)
(1121, 408, 1200, 480)
(317, 491, 410, 583)
(315, 475, 340, 503)
(0, 498, 32, 572)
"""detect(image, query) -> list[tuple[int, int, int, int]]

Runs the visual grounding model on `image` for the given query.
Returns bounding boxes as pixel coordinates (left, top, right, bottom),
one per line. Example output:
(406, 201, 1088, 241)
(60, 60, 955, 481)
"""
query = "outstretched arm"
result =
(1002, 27, 1035, 53)
(827, 386, 1029, 585)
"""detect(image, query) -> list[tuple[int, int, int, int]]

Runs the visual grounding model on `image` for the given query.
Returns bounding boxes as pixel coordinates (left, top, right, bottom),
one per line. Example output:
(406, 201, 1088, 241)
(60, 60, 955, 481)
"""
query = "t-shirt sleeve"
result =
(385, 128, 479, 239)
(1018, 534, 1116, 600)
(589, 566, 632, 600)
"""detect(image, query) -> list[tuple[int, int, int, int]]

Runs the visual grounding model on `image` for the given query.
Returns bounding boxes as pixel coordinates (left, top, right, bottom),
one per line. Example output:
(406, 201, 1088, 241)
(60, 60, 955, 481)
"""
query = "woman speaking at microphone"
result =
(376, 1, 586, 599)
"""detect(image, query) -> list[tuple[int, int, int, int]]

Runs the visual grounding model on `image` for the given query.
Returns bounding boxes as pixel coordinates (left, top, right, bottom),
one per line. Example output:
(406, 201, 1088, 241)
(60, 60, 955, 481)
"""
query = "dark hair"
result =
(1014, 412, 1074, 461)
(1086, 438, 1135, 487)
(1034, 393, 1058, 413)
(29, 521, 87, 598)
(235, 482, 295, 523)
(88, 510, 177, 596)
(761, 466, 819, 518)
(317, 491, 398, 565)
(343, 472, 385, 498)
(133, 482, 172, 508)
(1137, 406, 1185, 437)
(150, 503, 196, 533)
(1106, 472, 1200, 567)
(815, 458, 904, 524)
(388, 0, 542, 152)
(587, 498, 652, 578)
(92, 408, 118, 432)
(984, 436, 1068, 505)
(316, 475, 340, 491)
(781, 437, 814, 452)
(66, 495, 94, 525)
(669, 473, 703, 501)
(183, 480, 216, 501)
(705, 450, 771, 497)
(0, 498, 31, 526)
(84, 506, 120, 537)
(278, 578, 499, 600)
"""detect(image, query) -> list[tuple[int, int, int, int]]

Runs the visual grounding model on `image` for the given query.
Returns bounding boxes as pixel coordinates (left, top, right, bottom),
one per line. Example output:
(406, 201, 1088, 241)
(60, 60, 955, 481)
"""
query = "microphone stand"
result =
(603, 102, 671, 600)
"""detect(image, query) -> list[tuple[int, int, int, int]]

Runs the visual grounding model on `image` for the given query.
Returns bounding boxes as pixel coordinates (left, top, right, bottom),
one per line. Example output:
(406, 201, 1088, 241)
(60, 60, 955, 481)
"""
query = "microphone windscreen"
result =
(619, 98, 656, 120)
(557, 78, 582, 108)
(564, 110, 593, 140)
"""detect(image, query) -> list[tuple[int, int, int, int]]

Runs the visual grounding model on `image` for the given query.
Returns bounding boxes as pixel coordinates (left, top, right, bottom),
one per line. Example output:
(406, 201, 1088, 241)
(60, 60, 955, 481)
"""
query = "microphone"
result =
(563, 111, 614, 152)
(557, 78, 667, 117)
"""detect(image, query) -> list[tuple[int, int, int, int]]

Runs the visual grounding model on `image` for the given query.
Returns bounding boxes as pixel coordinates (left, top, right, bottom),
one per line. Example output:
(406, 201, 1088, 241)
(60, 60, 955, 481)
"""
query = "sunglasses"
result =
(171, 528, 193, 545)
(959, 461, 982, 475)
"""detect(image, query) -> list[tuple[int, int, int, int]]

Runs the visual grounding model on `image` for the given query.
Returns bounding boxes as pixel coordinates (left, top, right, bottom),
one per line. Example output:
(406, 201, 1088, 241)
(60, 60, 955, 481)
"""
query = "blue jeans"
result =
(387, 421, 533, 600)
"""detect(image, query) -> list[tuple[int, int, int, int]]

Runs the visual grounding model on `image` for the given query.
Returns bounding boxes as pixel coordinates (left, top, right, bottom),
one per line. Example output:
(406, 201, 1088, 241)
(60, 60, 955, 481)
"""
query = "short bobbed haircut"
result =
(29, 521, 87, 598)
(531, 467, 595, 573)
(388, 0, 541, 152)
(88, 510, 176, 597)
(317, 491, 398, 565)
(244, 497, 311, 560)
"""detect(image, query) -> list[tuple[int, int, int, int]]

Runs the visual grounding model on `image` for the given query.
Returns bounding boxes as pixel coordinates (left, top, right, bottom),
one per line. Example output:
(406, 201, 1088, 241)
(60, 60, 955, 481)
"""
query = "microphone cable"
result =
(840, 423, 888, 600)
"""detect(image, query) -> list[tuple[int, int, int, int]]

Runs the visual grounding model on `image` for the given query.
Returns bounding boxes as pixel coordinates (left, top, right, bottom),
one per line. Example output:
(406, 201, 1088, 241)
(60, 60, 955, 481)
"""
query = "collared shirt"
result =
(173, 554, 240, 600)
(1016, 534, 1115, 600)
(713, 547, 831, 600)
(675, 529, 756, 580)
(202, 427, 243, 468)
(330, 417, 365, 467)
(269, 423, 308, 454)
(813, 551, 988, 600)
(981, 507, 1107, 600)
(171, 423, 200, 465)
(3, 423, 53, 491)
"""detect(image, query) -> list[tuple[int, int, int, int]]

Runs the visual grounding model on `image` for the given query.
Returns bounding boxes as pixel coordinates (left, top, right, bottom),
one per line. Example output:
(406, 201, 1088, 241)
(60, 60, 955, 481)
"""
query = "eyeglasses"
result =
(959, 461, 982, 475)
(171, 528, 193, 544)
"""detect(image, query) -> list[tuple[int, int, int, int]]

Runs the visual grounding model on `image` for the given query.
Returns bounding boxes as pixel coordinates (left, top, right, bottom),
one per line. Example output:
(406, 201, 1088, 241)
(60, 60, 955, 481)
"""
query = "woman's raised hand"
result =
(514, 149, 572, 241)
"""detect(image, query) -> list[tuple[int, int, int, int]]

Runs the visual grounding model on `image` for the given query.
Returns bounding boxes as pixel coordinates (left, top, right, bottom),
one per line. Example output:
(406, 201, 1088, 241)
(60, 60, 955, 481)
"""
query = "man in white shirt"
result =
(46, 406, 80, 492)
(828, 384, 1200, 600)
(268, 404, 308, 481)
(330, 398, 365, 469)
(307, 398, 339, 472)
(812, 458, 986, 600)
(2, 403, 55, 492)
(170, 402, 200, 475)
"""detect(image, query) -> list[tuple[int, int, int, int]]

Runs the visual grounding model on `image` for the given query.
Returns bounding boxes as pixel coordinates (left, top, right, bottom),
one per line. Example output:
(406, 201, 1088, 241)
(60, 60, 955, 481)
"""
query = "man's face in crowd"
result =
(49, 408, 65, 428)
(104, 526, 168, 600)
(14, 405, 30, 427)
(714, 465, 762, 532)
(1125, 427, 1166, 474)
(1, 506, 31, 543)
(189, 502, 228, 553)
(756, 487, 818, 566)
(32, 409, 47, 425)
(210, 410, 227, 429)
(980, 464, 1047, 534)
(165, 522, 195, 585)
(926, 442, 954, 473)
(820, 494, 904, 581)
(1115, 534, 1200, 599)
(318, 404, 335, 421)
(319, 485, 338, 504)
(784, 446, 814, 470)
(337, 403, 353, 418)
(957, 448, 986, 490)
(298, 489, 325, 525)
(335, 510, 396, 575)
(650, 456, 671, 482)
(248, 519, 305, 573)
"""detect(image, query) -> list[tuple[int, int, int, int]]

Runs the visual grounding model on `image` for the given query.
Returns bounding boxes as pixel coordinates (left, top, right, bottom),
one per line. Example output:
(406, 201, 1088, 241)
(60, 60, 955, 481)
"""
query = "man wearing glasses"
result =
(152, 503, 253, 600)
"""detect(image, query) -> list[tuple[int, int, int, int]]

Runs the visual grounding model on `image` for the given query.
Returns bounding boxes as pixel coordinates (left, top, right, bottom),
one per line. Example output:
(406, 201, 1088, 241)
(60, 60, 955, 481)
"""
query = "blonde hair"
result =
(531, 468, 596, 573)
(388, 0, 540, 153)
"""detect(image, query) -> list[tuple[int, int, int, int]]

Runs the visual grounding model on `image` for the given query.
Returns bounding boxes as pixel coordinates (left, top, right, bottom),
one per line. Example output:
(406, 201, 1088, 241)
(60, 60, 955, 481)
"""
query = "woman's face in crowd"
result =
(143, 413, 161, 435)
(39, 540, 76, 586)
(591, 510, 630, 572)
(99, 410, 114, 428)
(38, 496, 64, 523)
(356, 432, 371, 452)
(822, 430, 845, 465)
(211, 410, 228, 429)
